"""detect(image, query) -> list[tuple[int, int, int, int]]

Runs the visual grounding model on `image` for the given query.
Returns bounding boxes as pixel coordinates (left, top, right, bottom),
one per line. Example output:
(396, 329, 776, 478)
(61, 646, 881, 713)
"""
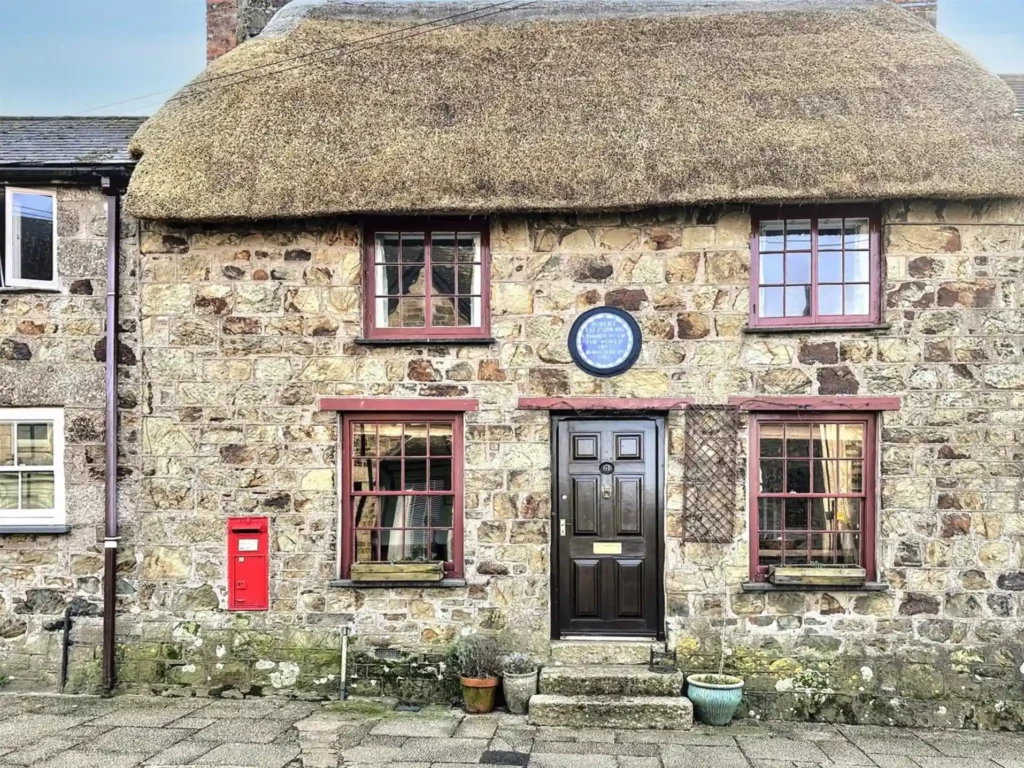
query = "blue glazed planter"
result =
(686, 674, 745, 726)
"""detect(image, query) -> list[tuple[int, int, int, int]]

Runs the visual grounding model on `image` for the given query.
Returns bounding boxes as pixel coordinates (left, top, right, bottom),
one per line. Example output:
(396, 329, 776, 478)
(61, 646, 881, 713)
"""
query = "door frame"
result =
(549, 413, 666, 640)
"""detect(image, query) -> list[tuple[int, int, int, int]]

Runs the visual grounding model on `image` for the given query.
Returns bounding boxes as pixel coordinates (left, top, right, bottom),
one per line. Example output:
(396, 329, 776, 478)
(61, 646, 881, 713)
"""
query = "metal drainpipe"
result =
(101, 182, 121, 695)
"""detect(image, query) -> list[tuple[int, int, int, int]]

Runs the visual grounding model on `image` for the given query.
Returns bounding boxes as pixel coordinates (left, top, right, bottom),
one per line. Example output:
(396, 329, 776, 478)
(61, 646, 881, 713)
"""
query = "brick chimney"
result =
(206, 0, 293, 62)
(888, 0, 938, 27)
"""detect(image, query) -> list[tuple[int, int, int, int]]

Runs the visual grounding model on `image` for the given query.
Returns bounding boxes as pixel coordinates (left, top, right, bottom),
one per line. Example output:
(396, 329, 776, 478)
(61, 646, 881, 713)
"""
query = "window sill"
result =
(0, 287, 62, 295)
(742, 581, 889, 593)
(354, 337, 496, 347)
(0, 525, 71, 535)
(743, 323, 891, 335)
(329, 578, 467, 589)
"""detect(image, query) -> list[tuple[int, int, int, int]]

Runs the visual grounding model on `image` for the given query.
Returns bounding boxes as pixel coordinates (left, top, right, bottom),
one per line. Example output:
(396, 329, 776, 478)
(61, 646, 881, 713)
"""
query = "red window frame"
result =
(749, 206, 882, 329)
(362, 218, 491, 340)
(340, 412, 465, 579)
(748, 412, 877, 582)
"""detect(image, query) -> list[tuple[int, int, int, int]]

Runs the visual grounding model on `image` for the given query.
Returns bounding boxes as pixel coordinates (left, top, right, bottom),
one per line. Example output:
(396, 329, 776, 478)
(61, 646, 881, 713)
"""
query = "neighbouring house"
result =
(3, 0, 1024, 729)
(0, 116, 143, 690)
(1001, 75, 1024, 116)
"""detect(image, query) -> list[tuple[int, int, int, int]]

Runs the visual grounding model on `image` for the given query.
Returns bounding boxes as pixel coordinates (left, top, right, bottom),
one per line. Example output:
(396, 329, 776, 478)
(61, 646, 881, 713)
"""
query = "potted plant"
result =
(501, 653, 538, 714)
(447, 634, 501, 714)
(686, 575, 745, 725)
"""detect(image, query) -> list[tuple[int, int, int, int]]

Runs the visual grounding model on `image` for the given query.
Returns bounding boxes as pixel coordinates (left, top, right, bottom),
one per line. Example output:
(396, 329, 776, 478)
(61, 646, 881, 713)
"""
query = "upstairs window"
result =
(363, 220, 490, 340)
(3, 188, 58, 290)
(0, 408, 65, 529)
(750, 208, 880, 328)
(749, 413, 876, 581)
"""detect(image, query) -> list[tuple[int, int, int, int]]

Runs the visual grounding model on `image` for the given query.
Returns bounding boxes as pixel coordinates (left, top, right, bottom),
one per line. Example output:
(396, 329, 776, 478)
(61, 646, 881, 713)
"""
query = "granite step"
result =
(549, 640, 664, 666)
(540, 664, 685, 697)
(528, 694, 693, 730)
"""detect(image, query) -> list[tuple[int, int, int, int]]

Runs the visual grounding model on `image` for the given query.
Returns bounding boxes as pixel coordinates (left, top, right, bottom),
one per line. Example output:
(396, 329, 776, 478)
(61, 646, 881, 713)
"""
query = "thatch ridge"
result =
(127, 0, 1024, 221)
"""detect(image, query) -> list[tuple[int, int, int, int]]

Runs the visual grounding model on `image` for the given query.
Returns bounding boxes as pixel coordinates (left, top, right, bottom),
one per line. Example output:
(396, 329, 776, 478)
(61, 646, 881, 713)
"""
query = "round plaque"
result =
(568, 307, 642, 377)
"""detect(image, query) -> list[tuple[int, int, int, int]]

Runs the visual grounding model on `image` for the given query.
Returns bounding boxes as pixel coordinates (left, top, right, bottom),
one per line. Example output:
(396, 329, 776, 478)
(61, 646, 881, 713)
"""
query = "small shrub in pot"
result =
(447, 634, 501, 714)
(501, 653, 538, 714)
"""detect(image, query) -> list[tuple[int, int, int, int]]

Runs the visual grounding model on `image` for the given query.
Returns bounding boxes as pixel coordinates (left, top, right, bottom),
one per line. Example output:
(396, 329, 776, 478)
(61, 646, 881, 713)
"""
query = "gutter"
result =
(0, 164, 134, 186)
(102, 178, 124, 695)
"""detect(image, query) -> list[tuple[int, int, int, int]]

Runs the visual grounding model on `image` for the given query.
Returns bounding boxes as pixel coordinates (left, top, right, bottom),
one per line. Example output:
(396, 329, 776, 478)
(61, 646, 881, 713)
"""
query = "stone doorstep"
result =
(548, 641, 665, 666)
(528, 695, 693, 730)
(539, 665, 685, 697)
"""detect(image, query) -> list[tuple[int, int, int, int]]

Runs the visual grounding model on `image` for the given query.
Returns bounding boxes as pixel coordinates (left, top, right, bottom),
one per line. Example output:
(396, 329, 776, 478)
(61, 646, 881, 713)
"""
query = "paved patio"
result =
(0, 693, 1020, 768)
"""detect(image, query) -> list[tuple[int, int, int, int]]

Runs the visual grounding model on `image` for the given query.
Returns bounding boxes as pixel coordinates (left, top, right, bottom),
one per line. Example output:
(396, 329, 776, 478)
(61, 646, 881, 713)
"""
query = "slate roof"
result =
(0, 116, 146, 167)
(1001, 75, 1024, 115)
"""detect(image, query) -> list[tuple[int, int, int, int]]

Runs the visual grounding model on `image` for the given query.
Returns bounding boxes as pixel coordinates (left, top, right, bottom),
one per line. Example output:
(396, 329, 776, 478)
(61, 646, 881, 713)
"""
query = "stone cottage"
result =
(4, 0, 1024, 729)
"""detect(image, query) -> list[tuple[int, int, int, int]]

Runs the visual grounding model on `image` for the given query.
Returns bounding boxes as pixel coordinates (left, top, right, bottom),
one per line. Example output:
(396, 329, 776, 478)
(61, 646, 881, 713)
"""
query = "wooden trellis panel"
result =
(682, 405, 740, 543)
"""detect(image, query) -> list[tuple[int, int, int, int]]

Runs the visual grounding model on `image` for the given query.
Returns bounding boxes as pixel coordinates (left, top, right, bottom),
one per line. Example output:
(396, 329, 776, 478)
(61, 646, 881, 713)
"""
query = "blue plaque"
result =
(568, 307, 642, 377)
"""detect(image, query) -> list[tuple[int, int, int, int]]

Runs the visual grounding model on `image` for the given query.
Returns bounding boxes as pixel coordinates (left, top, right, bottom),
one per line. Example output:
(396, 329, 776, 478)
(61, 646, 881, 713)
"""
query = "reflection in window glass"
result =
(10, 191, 55, 283)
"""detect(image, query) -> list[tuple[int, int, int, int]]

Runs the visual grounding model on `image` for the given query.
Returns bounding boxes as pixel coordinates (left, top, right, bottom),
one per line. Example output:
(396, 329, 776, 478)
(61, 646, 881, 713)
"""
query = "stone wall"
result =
(0, 186, 140, 691)
(124, 199, 1024, 727)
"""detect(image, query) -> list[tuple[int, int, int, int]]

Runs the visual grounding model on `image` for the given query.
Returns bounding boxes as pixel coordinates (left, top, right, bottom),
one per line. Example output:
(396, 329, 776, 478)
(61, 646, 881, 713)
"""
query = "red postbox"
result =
(227, 517, 269, 611)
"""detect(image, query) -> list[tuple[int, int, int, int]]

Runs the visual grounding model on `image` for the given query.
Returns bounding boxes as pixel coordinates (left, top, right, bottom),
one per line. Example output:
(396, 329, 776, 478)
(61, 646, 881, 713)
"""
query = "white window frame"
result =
(4, 187, 59, 291)
(0, 407, 66, 528)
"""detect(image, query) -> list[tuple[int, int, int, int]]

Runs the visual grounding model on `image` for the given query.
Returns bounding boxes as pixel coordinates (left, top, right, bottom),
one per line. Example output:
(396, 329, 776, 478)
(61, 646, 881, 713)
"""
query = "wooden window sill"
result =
(0, 525, 71, 535)
(744, 323, 891, 335)
(742, 581, 889, 593)
(354, 337, 496, 347)
(329, 578, 467, 589)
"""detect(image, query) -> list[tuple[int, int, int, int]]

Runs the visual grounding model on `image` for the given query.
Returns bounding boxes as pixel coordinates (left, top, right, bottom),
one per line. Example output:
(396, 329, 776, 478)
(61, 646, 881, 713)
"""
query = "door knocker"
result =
(602, 487, 612, 499)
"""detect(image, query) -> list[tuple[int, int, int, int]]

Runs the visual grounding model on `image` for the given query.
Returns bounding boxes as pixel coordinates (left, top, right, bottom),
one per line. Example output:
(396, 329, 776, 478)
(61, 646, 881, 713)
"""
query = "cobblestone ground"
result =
(0, 694, 1021, 768)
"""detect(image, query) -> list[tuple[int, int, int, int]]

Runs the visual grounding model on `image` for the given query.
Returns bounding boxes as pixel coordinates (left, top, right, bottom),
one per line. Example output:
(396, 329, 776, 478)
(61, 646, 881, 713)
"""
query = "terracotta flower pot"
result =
(460, 675, 500, 714)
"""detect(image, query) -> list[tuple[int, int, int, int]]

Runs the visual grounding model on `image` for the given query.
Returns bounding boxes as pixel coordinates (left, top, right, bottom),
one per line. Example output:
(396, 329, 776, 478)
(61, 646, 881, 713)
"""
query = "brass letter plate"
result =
(593, 542, 622, 555)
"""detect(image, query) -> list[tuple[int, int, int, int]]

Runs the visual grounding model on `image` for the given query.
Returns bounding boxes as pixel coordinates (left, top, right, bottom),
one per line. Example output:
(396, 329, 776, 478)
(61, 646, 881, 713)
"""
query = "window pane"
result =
(431, 297, 457, 327)
(379, 459, 401, 491)
(759, 287, 784, 318)
(818, 218, 843, 250)
(814, 460, 862, 494)
(430, 459, 452, 491)
(787, 460, 811, 493)
(401, 233, 425, 263)
(428, 424, 453, 456)
(837, 498, 862, 531)
(405, 424, 427, 457)
(758, 533, 783, 566)
(759, 459, 784, 493)
(812, 424, 838, 458)
(17, 424, 53, 465)
(845, 284, 869, 315)
(12, 192, 54, 282)
(432, 529, 453, 561)
(818, 251, 843, 283)
(352, 423, 376, 457)
(402, 298, 426, 327)
(430, 495, 454, 528)
(406, 529, 429, 561)
(785, 219, 811, 250)
(384, 298, 401, 327)
(457, 234, 479, 262)
(352, 459, 375, 492)
(432, 265, 455, 294)
(811, 498, 833, 529)
(844, 218, 869, 250)
(379, 527, 402, 561)
(759, 221, 785, 252)
(784, 285, 810, 317)
(0, 473, 17, 509)
(353, 496, 382, 529)
(758, 497, 783, 530)
(786, 424, 810, 457)
(432, 233, 456, 263)
(818, 284, 843, 315)
(457, 297, 481, 327)
(354, 529, 378, 563)
(759, 253, 784, 285)
(404, 459, 428, 490)
(0, 424, 13, 465)
(783, 533, 809, 564)
(759, 424, 784, 457)
(22, 472, 54, 509)
(378, 424, 402, 457)
(383, 266, 401, 296)
(785, 253, 811, 285)
(844, 251, 870, 283)
(457, 264, 479, 295)
(784, 498, 808, 530)
(836, 532, 861, 565)
(401, 265, 424, 296)
(810, 534, 834, 564)
(377, 234, 400, 264)
(840, 424, 864, 457)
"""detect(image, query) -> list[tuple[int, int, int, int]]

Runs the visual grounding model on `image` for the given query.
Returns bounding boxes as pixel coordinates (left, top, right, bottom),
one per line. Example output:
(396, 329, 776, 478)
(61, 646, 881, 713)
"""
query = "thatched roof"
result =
(127, 0, 1024, 221)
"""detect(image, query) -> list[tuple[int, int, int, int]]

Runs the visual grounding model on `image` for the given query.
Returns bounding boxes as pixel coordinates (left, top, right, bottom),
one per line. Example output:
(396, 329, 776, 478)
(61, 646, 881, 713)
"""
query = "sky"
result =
(0, 0, 1022, 116)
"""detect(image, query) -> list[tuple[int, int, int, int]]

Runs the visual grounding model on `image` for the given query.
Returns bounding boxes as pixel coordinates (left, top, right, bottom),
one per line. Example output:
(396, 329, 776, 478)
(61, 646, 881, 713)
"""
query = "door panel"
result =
(554, 417, 662, 638)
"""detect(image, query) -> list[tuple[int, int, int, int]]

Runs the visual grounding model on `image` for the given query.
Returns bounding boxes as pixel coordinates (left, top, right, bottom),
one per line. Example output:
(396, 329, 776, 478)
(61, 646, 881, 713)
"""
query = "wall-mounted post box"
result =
(227, 517, 269, 611)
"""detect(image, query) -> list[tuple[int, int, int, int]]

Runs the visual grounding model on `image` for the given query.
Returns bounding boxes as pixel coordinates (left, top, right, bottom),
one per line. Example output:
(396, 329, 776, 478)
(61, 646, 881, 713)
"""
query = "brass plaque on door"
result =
(593, 542, 623, 555)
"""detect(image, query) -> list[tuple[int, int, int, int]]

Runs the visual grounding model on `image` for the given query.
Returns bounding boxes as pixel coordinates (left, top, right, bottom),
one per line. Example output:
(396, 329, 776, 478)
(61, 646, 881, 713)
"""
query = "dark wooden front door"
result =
(553, 417, 663, 638)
